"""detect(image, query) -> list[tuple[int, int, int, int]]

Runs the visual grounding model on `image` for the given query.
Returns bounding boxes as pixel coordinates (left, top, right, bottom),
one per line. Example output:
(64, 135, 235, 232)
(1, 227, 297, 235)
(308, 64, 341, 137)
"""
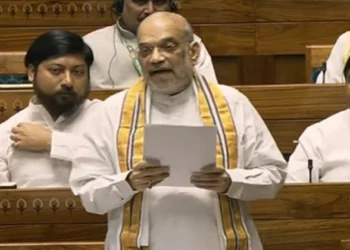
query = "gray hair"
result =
(183, 23, 194, 42)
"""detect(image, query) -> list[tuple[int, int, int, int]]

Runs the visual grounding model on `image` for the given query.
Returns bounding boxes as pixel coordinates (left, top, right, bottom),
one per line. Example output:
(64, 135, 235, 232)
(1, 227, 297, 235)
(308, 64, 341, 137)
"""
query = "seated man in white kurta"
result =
(316, 31, 350, 84)
(0, 30, 101, 188)
(70, 12, 287, 250)
(84, 0, 217, 88)
(288, 56, 350, 182)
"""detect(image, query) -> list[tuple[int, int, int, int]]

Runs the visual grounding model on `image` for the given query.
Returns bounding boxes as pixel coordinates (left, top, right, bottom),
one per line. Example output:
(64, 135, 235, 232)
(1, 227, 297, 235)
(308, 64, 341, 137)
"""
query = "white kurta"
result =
(0, 99, 101, 188)
(316, 31, 350, 84)
(287, 109, 350, 183)
(70, 83, 287, 250)
(84, 21, 218, 89)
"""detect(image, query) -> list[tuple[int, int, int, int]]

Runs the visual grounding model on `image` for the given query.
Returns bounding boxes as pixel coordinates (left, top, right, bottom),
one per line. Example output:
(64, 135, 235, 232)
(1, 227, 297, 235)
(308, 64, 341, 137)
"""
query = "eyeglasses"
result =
(138, 40, 189, 58)
(132, 0, 169, 7)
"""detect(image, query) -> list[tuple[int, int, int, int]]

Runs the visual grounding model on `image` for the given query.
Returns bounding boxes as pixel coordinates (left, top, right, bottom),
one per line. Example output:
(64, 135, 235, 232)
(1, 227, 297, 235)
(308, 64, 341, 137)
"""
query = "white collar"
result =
(145, 79, 198, 123)
(28, 97, 88, 126)
(116, 19, 137, 40)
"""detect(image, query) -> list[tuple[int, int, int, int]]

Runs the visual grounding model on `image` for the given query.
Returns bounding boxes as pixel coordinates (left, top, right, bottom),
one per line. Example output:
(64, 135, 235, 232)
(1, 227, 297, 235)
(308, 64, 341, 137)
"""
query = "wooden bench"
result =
(341, 240, 350, 250)
(0, 242, 104, 250)
(1, 184, 350, 250)
(0, 84, 346, 154)
(305, 45, 333, 82)
(0, 52, 26, 74)
(0, 52, 27, 86)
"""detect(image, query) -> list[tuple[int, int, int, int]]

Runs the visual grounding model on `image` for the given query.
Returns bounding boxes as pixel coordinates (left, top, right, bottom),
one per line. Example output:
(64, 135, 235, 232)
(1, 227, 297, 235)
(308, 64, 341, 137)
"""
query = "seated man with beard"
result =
(0, 30, 101, 188)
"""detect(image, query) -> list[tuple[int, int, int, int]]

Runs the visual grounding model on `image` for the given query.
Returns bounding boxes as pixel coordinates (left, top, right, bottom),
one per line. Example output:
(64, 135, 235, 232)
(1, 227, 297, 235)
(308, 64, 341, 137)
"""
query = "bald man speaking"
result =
(70, 12, 286, 250)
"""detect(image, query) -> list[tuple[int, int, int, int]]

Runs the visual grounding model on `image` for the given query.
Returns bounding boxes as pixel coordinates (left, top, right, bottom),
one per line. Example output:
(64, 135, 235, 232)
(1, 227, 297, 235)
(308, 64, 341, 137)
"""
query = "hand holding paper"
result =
(190, 165, 232, 194)
(127, 160, 170, 191)
(144, 124, 217, 187)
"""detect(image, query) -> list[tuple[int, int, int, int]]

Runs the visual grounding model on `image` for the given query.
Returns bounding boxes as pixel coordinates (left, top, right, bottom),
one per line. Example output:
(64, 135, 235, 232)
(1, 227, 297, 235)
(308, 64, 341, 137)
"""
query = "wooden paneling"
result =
(0, 188, 104, 225)
(215, 55, 306, 85)
(0, 27, 98, 52)
(193, 24, 256, 56)
(341, 240, 350, 250)
(0, 225, 106, 243)
(212, 56, 242, 84)
(0, 88, 114, 123)
(0, 242, 104, 250)
(2, 185, 350, 250)
(238, 84, 347, 119)
(0, 52, 25, 74)
(0, 85, 345, 120)
(0, 188, 106, 242)
(0, 25, 255, 56)
(265, 119, 315, 153)
(0, 53, 308, 85)
(1, 0, 350, 84)
(256, 22, 350, 55)
(0, 0, 255, 26)
(257, 219, 350, 250)
(179, 0, 255, 23)
(0, 1, 114, 27)
(251, 184, 350, 219)
(250, 184, 350, 250)
(305, 45, 333, 82)
(0, 84, 346, 153)
(241, 55, 275, 84)
(255, 0, 350, 22)
(273, 55, 305, 83)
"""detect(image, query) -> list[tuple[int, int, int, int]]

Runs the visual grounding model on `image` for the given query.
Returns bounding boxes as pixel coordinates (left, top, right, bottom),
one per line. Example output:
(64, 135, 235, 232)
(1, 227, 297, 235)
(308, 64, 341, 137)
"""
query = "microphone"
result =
(321, 61, 327, 84)
(293, 140, 314, 183)
(0, 182, 17, 189)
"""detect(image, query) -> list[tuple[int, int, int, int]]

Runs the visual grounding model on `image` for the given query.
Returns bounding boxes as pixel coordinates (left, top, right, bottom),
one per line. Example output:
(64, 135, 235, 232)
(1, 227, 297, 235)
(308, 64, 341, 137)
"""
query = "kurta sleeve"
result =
(225, 94, 287, 201)
(0, 125, 11, 183)
(194, 35, 218, 84)
(50, 131, 80, 161)
(69, 102, 135, 215)
(51, 100, 103, 161)
(316, 31, 350, 84)
(286, 125, 323, 183)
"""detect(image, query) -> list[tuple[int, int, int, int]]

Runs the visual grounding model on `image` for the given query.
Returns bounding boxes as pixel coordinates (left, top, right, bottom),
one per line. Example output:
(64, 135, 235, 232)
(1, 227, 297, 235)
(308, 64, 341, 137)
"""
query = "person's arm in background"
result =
(194, 35, 218, 84)
(316, 32, 350, 84)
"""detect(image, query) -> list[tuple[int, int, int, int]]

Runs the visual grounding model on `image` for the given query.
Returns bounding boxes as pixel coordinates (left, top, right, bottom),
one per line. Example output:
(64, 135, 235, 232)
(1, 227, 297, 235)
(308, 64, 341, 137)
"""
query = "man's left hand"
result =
(191, 165, 232, 194)
(10, 123, 52, 151)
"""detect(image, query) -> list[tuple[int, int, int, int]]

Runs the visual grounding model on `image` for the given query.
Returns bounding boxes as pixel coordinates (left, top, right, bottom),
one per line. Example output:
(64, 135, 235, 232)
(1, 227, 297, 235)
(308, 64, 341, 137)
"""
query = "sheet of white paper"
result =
(144, 124, 216, 187)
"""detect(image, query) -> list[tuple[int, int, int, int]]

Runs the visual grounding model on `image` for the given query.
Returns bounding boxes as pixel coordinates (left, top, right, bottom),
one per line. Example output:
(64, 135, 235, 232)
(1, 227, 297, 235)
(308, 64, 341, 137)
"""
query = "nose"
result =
(60, 71, 73, 87)
(144, 1, 155, 14)
(149, 47, 165, 64)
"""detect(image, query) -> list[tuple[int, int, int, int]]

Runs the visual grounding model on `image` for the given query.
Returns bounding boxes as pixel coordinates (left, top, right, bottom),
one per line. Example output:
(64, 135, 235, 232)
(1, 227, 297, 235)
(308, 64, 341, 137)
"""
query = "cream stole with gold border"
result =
(117, 75, 249, 250)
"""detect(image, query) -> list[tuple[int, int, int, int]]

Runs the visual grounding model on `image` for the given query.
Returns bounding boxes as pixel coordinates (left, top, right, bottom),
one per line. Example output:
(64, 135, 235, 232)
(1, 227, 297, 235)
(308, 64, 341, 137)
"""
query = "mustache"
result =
(55, 88, 77, 96)
(149, 68, 172, 73)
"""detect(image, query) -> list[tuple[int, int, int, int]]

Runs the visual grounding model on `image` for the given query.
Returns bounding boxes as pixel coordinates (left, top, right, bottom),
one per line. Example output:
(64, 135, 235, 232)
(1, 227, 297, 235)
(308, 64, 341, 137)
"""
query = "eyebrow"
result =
(47, 63, 86, 68)
(139, 36, 177, 46)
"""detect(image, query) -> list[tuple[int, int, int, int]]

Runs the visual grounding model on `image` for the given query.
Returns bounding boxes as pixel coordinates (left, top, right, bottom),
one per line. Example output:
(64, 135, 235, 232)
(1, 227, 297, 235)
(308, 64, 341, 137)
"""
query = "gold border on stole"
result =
(117, 77, 248, 250)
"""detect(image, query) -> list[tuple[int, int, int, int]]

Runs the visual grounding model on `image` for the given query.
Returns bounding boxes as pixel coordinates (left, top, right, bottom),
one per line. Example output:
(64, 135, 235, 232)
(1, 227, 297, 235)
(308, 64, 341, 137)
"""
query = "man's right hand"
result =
(126, 159, 170, 191)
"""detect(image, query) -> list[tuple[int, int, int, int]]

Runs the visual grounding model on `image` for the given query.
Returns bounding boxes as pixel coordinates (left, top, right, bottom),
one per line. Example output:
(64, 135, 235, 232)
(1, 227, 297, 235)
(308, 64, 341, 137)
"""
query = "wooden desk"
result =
(1, 184, 350, 249)
(0, 242, 104, 250)
(0, 84, 346, 154)
(251, 184, 350, 250)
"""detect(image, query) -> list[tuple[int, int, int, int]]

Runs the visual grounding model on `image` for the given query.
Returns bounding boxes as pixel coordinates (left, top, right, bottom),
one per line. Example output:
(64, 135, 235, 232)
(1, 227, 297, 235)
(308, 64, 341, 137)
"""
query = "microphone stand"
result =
(293, 140, 314, 183)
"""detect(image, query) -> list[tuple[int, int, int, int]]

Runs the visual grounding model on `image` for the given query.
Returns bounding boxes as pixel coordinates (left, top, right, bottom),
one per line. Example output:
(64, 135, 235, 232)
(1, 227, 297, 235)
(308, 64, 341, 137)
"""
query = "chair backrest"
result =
(0, 52, 27, 85)
(0, 242, 104, 250)
(0, 52, 26, 74)
(341, 240, 350, 250)
(305, 45, 333, 82)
